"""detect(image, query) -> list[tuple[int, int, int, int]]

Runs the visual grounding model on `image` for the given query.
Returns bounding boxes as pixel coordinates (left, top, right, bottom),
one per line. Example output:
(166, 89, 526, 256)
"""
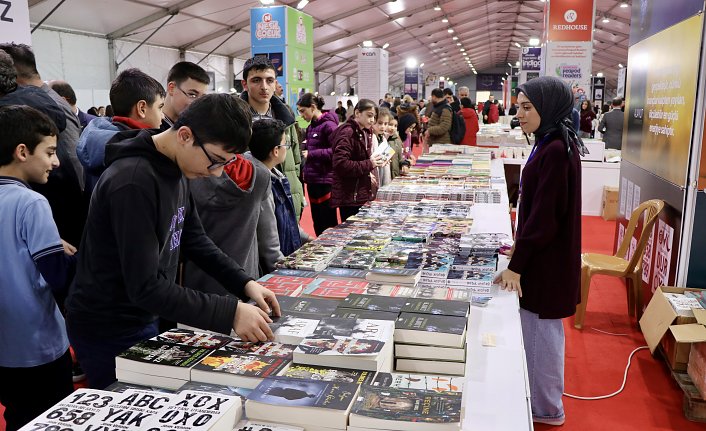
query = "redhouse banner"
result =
(547, 0, 595, 42)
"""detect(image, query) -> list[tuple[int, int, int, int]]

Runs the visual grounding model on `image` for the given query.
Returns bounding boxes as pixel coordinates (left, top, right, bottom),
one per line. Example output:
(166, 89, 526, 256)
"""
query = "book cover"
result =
(235, 420, 304, 431)
(405, 253, 452, 279)
(296, 336, 385, 356)
(257, 274, 313, 297)
(412, 286, 471, 301)
(372, 372, 464, 393)
(154, 328, 231, 349)
(313, 318, 394, 341)
(192, 351, 289, 379)
(450, 254, 498, 272)
(18, 389, 119, 430)
(83, 389, 177, 430)
(318, 266, 369, 280)
(271, 316, 319, 344)
(276, 296, 341, 316)
(116, 340, 213, 371)
(142, 389, 241, 431)
(247, 377, 358, 410)
(282, 364, 377, 385)
(178, 381, 252, 401)
(364, 283, 417, 298)
(445, 269, 493, 287)
(329, 308, 400, 321)
(272, 268, 320, 278)
(395, 313, 466, 336)
(341, 294, 407, 313)
(351, 386, 462, 423)
(328, 248, 378, 270)
(105, 380, 174, 393)
(401, 298, 470, 317)
(302, 277, 369, 299)
(222, 340, 296, 358)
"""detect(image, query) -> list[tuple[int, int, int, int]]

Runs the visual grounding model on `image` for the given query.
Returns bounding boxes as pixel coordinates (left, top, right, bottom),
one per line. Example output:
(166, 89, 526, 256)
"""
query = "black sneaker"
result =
(72, 362, 86, 383)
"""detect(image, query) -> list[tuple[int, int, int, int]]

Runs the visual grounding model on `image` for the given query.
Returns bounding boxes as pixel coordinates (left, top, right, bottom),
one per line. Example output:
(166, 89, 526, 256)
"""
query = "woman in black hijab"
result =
(494, 76, 585, 427)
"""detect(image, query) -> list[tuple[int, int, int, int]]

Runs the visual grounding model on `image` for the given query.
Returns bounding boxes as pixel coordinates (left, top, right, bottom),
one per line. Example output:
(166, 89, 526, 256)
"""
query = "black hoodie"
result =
(66, 130, 252, 337)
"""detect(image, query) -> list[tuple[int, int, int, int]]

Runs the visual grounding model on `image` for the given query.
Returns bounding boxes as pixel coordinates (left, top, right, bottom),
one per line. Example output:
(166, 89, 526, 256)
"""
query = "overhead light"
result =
(229, 87, 236, 92)
(505, 72, 509, 76)
(296, 0, 309, 9)
(602, 16, 610, 23)
(419, 62, 425, 68)
(260, 0, 274, 4)
(363, 40, 373, 47)
(462, 53, 468, 56)
(440, 76, 445, 81)
(473, 70, 477, 75)
(618, 63, 624, 68)
(442, 18, 448, 23)
(447, 29, 454, 33)
(620, 1, 629, 7)
(382, 42, 389, 49)
(508, 62, 513, 67)
(433, 5, 441, 11)
(452, 36, 458, 41)
(514, 42, 522, 48)
(456, 43, 462, 46)
(515, 61, 520, 67)
(597, 72, 604, 77)
(529, 37, 540, 46)
(406, 58, 418, 68)
(460, 48, 465, 52)
(330, 91, 336, 96)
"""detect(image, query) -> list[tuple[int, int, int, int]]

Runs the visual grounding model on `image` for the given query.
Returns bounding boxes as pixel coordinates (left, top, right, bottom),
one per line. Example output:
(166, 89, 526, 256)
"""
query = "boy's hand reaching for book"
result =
(494, 269, 522, 297)
(233, 302, 274, 342)
(245, 280, 282, 317)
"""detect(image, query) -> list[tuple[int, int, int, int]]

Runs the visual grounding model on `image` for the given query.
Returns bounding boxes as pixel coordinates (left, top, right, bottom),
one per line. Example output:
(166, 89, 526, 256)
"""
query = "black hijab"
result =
(515, 76, 588, 157)
(398, 113, 417, 142)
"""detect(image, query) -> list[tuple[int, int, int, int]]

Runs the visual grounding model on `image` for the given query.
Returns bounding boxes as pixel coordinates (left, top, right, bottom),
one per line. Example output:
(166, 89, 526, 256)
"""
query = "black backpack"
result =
(446, 106, 466, 145)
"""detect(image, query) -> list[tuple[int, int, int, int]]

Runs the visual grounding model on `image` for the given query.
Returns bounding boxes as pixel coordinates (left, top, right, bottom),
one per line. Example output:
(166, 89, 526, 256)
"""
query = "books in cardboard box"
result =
(372, 372, 464, 393)
(401, 298, 470, 317)
(349, 386, 462, 430)
(115, 339, 213, 380)
(668, 292, 704, 317)
(245, 376, 358, 430)
(302, 277, 369, 299)
(282, 364, 377, 385)
(191, 350, 290, 389)
(341, 294, 407, 313)
(394, 313, 467, 348)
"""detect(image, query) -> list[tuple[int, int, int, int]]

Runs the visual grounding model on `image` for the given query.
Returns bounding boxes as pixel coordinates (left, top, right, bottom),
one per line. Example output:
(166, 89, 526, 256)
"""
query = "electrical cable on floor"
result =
(591, 327, 631, 337)
(563, 326, 650, 400)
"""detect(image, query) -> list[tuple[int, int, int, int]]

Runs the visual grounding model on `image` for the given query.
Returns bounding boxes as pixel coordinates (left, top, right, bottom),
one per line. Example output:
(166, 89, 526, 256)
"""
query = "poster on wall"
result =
(629, 0, 703, 46)
(546, 0, 595, 42)
(286, 7, 314, 107)
(545, 41, 592, 96)
(617, 67, 627, 98)
(521, 48, 542, 71)
(623, 14, 702, 187)
(0, 1, 31, 45)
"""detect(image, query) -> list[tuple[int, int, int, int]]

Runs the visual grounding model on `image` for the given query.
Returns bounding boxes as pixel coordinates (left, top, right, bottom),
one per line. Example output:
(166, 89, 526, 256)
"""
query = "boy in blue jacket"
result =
(0, 106, 76, 431)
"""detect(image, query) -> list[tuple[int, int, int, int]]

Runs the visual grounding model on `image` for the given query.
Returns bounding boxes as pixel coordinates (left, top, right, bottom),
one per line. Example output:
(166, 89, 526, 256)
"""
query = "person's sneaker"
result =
(72, 362, 86, 383)
(533, 416, 565, 426)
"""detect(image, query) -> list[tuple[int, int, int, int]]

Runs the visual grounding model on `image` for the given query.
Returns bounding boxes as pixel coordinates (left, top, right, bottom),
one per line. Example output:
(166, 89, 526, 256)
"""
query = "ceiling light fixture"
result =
(529, 37, 540, 46)
(514, 42, 522, 48)
(602, 16, 610, 23)
(508, 62, 513, 67)
(462, 53, 468, 56)
(434, 5, 441, 11)
(442, 18, 448, 23)
(260, 0, 274, 4)
(619, 1, 629, 7)
(419, 62, 425, 68)
(515, 61, 520, 67)
(618, 63, 624, 68)
(597, 72, 604, 77)
(448, 29, 454, 33)
(382, 42, 390, 49)
(363, 40, 373, 47)
(460, 48, 465, 52)
(406, 58, 418, 68)
(296, 0, 309, 10)
(452, 36, 458, 41)
(456, 42, 462, 46)
(473, 70, 477, 75)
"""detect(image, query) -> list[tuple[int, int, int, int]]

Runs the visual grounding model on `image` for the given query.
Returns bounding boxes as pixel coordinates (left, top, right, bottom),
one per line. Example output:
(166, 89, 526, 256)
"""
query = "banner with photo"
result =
(629, 0, 703, 46)
(545, 41, 592, 97)
(0, 1, 31, 45)
(623, 14, 702, 187)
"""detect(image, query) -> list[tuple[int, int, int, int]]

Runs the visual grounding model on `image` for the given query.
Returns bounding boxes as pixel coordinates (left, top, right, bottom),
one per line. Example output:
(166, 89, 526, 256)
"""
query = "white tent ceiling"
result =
(29, 0, 631, 87)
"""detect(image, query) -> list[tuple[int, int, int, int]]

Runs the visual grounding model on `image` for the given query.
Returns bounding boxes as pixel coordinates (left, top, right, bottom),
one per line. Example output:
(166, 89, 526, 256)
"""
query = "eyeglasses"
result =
(277, 143, 292, 149)
(177, 86, 202, 100)
(192, 132, 236, 170)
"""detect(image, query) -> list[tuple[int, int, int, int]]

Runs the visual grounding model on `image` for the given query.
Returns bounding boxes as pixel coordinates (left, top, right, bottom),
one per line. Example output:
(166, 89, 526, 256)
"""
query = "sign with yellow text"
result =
(623, 14, 703, 187)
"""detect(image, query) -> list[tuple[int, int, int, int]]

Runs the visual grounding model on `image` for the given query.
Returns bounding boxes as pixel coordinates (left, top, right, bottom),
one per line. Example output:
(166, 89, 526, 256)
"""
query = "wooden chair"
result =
(574, 199, 665, 329)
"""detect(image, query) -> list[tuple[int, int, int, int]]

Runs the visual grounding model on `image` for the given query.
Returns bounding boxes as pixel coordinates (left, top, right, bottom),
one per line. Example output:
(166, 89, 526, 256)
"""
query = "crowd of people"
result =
(0, 39, 627, 430)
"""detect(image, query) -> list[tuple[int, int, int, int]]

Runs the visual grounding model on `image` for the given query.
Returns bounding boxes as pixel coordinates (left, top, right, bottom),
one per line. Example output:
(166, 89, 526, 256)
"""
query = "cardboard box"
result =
(601, 186, 619, 221)
(639, 286, 706, 372)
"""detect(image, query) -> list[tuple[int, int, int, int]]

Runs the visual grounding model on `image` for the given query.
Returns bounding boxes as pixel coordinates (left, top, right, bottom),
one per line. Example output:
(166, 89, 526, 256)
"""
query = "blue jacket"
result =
(270, 167, 302, 256)
(76, 117, 128, 194)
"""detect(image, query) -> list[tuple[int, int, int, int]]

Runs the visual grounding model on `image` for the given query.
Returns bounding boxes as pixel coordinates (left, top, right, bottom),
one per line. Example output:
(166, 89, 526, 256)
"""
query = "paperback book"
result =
(445, 269, 494, 288)
(394, 312, 467, 348)
(153, 328, 231, 349)
(276, 296, 341, 317)
(341, 294, 407, 313)
(18, 389, 119, 431)
(221, 340, 296, 359)
(282, 364, 377, 385)
(294, 336, 389, 371)
(115, 339, 214, 380)
(257, 274, 315, 297)
(329, 308, 400, 321)
(365, 266, 421, 285)
(271, 315, 320, 345)
(318, 266, 369, 280)
(141, 389, 242, 431)
(82, 389, 177, 430)
(235, 420, 304, 431)
(412, 286, 472, 301)
(372, 372, 464, 393)
(301, 277, 369, 299)
(191, 351, 290, 389)
(401, 298, 470, 317)
(450, 254, 497, 272)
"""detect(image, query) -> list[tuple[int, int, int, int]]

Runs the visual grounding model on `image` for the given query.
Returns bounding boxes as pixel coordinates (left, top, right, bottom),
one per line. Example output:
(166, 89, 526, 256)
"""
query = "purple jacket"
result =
(303, 111, 339, 185)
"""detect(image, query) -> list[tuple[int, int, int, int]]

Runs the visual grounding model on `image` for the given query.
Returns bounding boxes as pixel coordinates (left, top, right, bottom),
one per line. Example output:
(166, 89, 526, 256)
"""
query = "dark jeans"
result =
(67, 321, 158, 389)
(307, 183, 338, 236)
(339, 205, 362, 222)
(0, 350, 73, 431)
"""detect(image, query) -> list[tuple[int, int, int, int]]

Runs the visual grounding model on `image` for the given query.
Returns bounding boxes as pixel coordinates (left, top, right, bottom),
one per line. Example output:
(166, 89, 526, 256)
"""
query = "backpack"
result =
(446, 106, 466, 145)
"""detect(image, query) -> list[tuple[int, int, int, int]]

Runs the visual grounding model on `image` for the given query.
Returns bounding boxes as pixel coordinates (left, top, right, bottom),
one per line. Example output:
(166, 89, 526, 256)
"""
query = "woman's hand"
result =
(494, 269, 522, 297)
(370, 153, 385, 167)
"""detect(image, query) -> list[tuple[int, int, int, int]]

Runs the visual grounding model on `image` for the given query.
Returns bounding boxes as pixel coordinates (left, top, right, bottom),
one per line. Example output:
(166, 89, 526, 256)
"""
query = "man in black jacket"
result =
(66, 94, 280, 389)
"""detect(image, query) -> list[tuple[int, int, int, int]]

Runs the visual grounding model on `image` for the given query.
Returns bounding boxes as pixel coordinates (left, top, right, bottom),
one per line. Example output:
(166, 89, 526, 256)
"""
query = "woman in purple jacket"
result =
(330, 99, 385, 221)
(495, 76, 587, 427)
(297, 93, 340, 235)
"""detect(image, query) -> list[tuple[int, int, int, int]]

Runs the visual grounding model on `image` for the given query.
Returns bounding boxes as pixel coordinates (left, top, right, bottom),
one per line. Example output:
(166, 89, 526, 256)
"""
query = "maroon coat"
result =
(508, 136, 582, 319)
(330, 117, 375, 208)
(303, 111, 339, 185)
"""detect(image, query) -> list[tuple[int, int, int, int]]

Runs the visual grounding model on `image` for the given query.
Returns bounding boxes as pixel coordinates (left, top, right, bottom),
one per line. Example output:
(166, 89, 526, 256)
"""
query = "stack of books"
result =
(277, 242, 342, 272)
(393, 298, 470, 376)
(257, 273, 317, 297)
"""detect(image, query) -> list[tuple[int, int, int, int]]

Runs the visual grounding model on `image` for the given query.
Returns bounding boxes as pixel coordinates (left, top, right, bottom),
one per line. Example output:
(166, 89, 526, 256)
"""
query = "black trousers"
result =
(339, 205, 362, 222)
(307, 183, 339, 236)
(0, 349, 73, 431)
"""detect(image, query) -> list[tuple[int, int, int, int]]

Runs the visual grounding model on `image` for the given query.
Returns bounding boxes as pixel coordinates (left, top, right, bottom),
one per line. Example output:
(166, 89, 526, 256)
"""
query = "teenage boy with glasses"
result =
(161, 61, 210, 130)
(65, 94, 280, 390)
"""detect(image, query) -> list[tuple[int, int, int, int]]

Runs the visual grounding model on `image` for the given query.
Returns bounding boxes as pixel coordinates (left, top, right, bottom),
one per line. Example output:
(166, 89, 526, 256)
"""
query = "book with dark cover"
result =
(394, 313, 466, 348)
(116, 339, 213, 379)
(318, 266, 369, 280)
(412, 286, 471, 301)
(313, 318, 395, 341)
(341, 294, 407, 313)
(450, 254, 498, 272)
(296, 336, 385, 356)
(191, 352, 289, 388)
(283, 364, 377, 385)
(222, 340, 296, 359)
(445, 269, 493, 287)
(405, 252, 453, 279)
(329, 308, 400, 321)
(276, 296, 341, 316)
(154, 328, 232, 349)
(328, 248, 378, 270)
(105, 380, 174, 393)
(272, 268, 320, 278)
(178, 380, 252, 401)
(372, 372, 464, 393)
(350, 386, 462, 423)
(247, 376, 358, 410)
(401, 298, 470, 317)
(302, 277, 369, 299)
